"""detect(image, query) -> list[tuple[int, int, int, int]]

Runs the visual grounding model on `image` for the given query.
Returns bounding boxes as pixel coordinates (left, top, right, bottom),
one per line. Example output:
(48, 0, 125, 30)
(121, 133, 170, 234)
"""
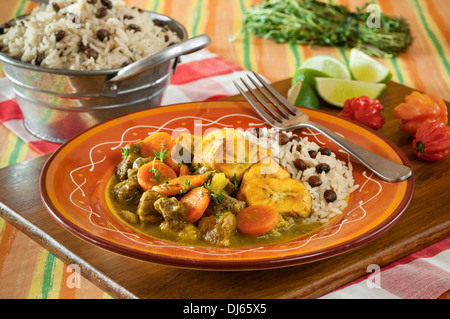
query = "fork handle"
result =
(303, 121, 412, 183)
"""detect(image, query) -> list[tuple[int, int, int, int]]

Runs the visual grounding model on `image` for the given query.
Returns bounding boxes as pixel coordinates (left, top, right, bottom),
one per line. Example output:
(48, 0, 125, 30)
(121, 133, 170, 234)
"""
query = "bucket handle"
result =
(100, 34, 211, 97)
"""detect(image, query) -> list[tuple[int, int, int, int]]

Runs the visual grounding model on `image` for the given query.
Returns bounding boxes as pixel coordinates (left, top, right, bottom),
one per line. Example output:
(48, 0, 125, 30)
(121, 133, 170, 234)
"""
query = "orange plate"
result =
(40, 101, 414, 270)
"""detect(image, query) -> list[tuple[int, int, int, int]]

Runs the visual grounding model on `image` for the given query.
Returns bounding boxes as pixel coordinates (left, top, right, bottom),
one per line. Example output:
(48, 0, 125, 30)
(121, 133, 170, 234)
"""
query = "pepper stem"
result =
(415, 141, 426, 156)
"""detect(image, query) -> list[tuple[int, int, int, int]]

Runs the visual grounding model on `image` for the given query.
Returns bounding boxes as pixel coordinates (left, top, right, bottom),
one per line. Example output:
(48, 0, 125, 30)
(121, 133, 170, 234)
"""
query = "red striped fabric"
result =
(321, 237, 450, 299)
(171, 56, 244, 85)
(0, 98, 61, 154)
(0, 99, 23, 122)
(28, 140, 63, 155)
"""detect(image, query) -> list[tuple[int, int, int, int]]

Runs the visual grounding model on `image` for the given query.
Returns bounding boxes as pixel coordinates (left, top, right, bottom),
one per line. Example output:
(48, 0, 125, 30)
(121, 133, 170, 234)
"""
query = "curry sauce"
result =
(106, 129, 332, 248)
(106, 173, 326, 248)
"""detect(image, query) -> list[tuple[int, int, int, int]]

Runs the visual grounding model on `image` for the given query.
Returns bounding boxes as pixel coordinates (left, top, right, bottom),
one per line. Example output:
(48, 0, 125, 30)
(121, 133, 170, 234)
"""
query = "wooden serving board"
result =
(0, 79, 449, 299)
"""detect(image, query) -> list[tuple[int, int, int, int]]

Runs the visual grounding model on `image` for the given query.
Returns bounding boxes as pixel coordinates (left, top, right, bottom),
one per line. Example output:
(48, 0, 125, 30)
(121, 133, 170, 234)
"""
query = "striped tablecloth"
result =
(0, 0, 449, 299)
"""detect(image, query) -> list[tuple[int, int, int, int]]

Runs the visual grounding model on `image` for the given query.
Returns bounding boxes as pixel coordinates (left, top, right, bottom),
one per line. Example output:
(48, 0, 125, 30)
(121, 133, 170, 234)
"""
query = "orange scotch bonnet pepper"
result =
(394, 91, 448, 136)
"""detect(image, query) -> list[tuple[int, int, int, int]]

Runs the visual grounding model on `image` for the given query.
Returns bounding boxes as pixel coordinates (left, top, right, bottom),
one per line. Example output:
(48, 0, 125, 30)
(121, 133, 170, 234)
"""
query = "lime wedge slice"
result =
(315, 78, 386, 108)
(287, 81, 320, 109)
(349, 48, 392, 83)
(291, 68, 331, 88)
(300, 55, 351, 80)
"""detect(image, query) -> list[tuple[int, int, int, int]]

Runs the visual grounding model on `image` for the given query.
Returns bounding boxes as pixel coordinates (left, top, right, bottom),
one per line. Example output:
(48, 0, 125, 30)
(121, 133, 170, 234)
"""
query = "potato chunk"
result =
(209, 172, 235, 195)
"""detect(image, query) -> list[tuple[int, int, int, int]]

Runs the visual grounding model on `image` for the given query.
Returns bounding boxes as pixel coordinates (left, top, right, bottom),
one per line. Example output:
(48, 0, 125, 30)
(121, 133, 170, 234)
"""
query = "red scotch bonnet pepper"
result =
(412, 121, 450, 162)
(338, 96, 385, 130)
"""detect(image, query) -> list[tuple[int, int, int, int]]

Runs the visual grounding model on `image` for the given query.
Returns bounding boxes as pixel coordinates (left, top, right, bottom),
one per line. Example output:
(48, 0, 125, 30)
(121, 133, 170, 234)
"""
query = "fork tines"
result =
(233, 72, 300, 126)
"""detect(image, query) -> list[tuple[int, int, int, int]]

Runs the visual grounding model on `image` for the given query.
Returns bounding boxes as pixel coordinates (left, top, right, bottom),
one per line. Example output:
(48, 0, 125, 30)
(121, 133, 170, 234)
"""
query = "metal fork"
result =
(233, 72, 412, 183)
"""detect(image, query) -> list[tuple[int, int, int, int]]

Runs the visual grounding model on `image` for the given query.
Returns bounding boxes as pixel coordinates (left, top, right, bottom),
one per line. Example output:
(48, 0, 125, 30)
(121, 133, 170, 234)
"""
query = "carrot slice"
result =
(140, 132, 175, 157)
(165, 157, 181, 176)
(137, 161, 177, 191)
(140, 132, 180, 175)
(236, 205, 279, 236)
(152, 173, 210, 196)
(181, 186, 211, 223)
(179, 164, 191, 176)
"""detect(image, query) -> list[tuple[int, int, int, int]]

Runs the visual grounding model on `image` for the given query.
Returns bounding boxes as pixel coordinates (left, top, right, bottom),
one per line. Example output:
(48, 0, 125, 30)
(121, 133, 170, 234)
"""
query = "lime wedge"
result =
(349, 48, 392, 83)
(291, 68, 331, 88)
(287, 81, 320, 109)
(315, 78, 386, 108)
(300, 55, 351, 80)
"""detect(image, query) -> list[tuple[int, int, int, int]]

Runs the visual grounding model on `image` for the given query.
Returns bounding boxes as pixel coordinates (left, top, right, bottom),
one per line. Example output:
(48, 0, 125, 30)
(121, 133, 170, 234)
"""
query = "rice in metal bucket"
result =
(0, 0, 181, 70)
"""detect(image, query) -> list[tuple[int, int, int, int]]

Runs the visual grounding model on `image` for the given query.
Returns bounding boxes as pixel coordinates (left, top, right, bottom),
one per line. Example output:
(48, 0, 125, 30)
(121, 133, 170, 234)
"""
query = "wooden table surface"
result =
(0, 0, 449, 299)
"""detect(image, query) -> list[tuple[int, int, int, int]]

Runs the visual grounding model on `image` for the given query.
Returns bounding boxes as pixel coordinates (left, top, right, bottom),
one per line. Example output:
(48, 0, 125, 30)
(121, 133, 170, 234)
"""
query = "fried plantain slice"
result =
(237, 178, 312, 218)
(240, 156, 291, 186)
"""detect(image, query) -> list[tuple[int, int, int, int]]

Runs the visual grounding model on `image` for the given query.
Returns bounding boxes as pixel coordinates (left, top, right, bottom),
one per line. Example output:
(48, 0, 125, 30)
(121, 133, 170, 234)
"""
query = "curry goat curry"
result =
(107, 129, 323, 247)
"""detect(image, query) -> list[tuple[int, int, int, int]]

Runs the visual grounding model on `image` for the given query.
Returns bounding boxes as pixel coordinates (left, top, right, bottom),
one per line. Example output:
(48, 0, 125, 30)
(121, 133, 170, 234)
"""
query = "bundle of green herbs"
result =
(239, 0, 413, 58)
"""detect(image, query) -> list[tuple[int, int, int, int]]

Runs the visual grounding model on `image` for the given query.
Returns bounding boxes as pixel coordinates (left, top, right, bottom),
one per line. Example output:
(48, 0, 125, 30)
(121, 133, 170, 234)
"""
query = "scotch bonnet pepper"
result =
(338, 96, 385, 130)
(394, 91, 448, 136)
(412, 121, 450, 162)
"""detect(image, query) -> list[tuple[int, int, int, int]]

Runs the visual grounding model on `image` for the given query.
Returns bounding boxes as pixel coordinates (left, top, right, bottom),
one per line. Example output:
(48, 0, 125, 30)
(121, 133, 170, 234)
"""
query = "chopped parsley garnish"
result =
(153, 147, 169, 162)
(121, 147, 130, 158)
(148, 167, 160, 180)
(184, 178, 191, 189)
(232, 173, 241, 190)
(210, 193, 223, 203)
(188, 163, 201, 173)
(215, 212, 224, 219)
(203, 182, 223, 203)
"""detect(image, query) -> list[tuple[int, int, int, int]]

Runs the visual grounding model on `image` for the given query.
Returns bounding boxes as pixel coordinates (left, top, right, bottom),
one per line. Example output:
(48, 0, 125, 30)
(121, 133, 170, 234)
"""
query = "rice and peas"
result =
(246, 127, 359, 224)
(0, 0, 181, 70)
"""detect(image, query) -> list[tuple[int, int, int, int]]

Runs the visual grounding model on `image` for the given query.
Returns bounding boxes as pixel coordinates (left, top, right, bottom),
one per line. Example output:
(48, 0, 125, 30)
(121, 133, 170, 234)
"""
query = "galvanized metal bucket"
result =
(0, 11, 210, 143)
